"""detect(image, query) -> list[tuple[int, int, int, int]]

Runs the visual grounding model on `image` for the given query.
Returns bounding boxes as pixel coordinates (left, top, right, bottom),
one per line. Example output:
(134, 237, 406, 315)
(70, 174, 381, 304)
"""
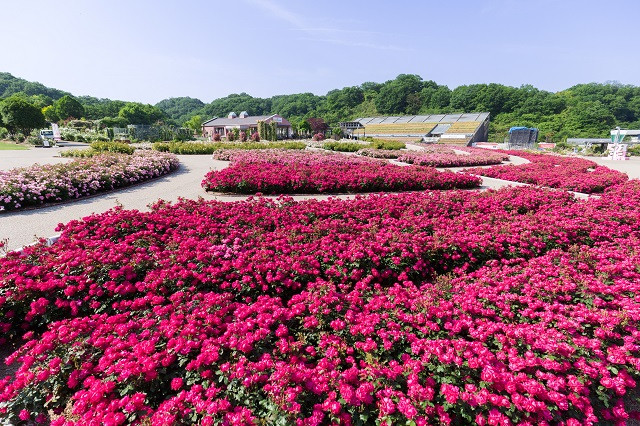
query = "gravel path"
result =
(0, 145, 75, 170)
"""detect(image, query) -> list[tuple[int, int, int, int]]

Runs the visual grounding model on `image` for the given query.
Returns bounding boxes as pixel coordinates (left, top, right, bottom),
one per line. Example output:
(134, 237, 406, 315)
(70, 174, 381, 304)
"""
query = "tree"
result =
(118, 103, 164, 125)
(184, 115, 203, 134)
(42, 105, 60, 123)
(374, 74, 424, 114)
(564, 101, 616, 136)
(0, 95, 46, 135)
(430, 86, 451, 109)
(325, 86, 364, 111)
(80, 97, 127, 120)
(405, 93, 422, 115)
(306, 117, 328, 134)
(155, 97, 205, 123)
(29, 94, 54, 109)
(473, 83, 514, 117)
(449, 85, 482, 112)
(98, 116, 128, 128)
(54, 95, 84, 120)
(298, 119, 311, 136)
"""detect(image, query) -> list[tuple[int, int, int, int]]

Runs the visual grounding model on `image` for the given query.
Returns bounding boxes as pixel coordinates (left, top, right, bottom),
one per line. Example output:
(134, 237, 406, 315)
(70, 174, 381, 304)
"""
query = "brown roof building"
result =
(202, 111, 292, 139)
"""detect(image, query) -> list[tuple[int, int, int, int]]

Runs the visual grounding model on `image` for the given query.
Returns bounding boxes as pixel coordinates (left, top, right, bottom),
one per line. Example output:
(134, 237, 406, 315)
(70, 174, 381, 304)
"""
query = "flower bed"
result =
(0, 152, 179, 212)
(356, 148, 404, 159)
(397, 148, 507, 168)
(466, 152, 628, 193)
(2, 183, 640, 423)
(203, 151, 481, 194)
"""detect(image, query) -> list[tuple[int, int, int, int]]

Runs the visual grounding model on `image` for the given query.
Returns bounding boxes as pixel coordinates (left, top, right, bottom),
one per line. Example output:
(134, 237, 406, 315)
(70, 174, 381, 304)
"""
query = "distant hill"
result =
(0, 72, 70, 100)
(155, 97, 205, 123)
(2, 71, 640, 142)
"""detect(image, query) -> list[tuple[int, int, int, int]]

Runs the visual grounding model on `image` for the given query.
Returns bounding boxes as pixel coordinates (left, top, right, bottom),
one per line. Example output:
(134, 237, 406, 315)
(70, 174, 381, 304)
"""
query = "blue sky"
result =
(1, 0, 638, 104)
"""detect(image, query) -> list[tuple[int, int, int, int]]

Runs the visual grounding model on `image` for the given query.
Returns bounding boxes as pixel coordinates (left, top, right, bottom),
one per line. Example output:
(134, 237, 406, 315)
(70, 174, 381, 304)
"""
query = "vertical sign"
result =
(52, 123, 61, 141)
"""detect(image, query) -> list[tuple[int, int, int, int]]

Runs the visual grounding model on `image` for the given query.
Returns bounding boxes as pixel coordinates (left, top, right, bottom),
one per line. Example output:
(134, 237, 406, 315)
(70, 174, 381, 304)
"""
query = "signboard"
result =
(272, 116, 283, 123)
(607, 143, 628, 161)
(52, 123, 61, 141)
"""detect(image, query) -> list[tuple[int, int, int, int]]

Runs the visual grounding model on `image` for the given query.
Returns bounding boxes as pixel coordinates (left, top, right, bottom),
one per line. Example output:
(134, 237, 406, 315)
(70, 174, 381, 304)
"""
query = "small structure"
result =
(202, 112, 292, 139)
(338, 121, 364, 138)
(507, 127, 538, 149)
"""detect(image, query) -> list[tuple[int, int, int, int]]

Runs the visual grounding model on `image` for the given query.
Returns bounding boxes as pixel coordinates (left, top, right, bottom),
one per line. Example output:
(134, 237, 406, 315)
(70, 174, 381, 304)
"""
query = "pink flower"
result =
(171, 377, 183, 391)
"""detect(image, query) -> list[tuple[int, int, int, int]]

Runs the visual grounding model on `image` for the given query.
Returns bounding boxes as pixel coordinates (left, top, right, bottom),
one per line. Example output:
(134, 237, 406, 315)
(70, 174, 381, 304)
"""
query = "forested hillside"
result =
(1, 72, 639, 142)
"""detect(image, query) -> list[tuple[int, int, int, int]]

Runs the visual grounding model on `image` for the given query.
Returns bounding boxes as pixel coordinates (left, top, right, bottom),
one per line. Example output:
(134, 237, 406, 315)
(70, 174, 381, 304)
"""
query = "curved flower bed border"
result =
(204, 150, 481, 194)
(2, 184, 640, 423)
(397, 150, 508, 168)
(465, 151, 627, 194)
(0, 152, 179, 212)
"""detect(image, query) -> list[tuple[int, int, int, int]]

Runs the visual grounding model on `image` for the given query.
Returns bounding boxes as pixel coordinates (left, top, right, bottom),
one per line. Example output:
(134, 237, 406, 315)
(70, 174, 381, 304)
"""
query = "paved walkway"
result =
(0, 145, 75, 170)
(580, 155, 640, 179)
(1, 147, 638, 252)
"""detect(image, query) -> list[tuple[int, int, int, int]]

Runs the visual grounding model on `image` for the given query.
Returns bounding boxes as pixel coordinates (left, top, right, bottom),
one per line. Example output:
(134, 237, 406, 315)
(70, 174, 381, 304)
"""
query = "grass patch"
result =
(362, 137, 406, 150)
(0, 142, 29, 150)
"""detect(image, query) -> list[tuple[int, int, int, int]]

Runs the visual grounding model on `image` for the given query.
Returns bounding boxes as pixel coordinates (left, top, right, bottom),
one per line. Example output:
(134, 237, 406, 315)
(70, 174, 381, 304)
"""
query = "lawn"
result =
(0, 141, 29, 150)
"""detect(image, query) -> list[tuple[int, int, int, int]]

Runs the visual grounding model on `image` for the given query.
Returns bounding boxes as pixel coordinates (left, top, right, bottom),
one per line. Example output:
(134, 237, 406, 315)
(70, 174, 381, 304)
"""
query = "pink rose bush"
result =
(0, 152, 179, 212)
(466, 151, 627, 193)
(203, 150, 481, 194)
(397, 146, 508, 168)
(356, 148, 404, 159)
(3, 181, 640, 423)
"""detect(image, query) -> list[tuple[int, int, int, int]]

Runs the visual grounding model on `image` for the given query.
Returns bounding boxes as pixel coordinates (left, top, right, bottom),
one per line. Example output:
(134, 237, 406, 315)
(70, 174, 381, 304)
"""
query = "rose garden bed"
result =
(0, 152, 179, 212)
(2, 181, 640, 424)
(465, 151, 628, 193)
(203, 150, 480, 194)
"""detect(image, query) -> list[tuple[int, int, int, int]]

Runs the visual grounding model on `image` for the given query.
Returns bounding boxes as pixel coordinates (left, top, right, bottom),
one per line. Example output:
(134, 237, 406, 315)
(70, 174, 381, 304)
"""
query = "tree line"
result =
(1, 72, 639, 142)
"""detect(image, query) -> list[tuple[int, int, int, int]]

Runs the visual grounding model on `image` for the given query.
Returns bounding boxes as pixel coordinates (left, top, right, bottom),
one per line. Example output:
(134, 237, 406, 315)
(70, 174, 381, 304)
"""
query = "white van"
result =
(39, 129, 55, 147)
(40, 129, 54, 140)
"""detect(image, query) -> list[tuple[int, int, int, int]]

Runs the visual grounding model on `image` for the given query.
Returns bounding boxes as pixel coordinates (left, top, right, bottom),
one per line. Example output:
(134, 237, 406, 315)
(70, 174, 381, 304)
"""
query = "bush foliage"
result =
(153, 141, 306, 155)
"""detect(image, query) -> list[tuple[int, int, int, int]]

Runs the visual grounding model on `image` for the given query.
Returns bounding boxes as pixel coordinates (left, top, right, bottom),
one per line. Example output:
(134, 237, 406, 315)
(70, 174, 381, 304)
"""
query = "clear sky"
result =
(1, 0, 638, 104)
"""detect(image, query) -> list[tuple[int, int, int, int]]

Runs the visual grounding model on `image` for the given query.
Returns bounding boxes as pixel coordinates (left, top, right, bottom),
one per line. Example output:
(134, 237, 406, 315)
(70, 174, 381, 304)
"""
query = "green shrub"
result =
(152, 141, 306, 155)
(93, 135, 110, 142)
(26, 136, 41, 145)
(90, 141, 135, 154)
(60, 149, 96, 158)
(11, 133, 26, 143)
(625, 145, 640, 156)
(369, 139, 406, 150)
(323, 141, 369, 152)
(552, 140, 572, 153)
(582, 144, 607, 156)
(153, 142, 170, 152)
(360, 137, 406, 150)
(0, 127, 8, 140)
